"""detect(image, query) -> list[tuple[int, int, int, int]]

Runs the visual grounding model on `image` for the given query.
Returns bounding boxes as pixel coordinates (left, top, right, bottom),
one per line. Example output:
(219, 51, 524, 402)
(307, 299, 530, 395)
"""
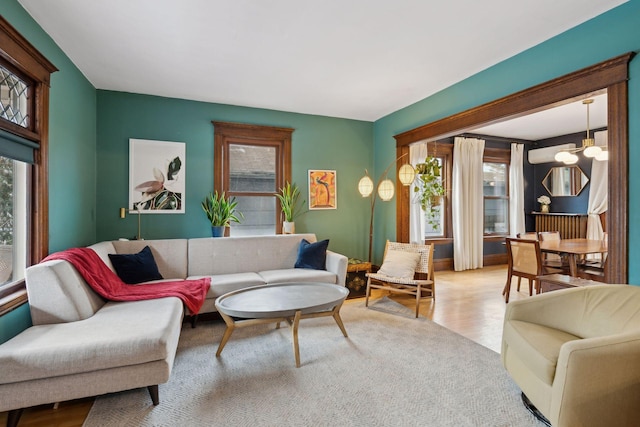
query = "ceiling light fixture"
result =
(553, 98, 607, 164)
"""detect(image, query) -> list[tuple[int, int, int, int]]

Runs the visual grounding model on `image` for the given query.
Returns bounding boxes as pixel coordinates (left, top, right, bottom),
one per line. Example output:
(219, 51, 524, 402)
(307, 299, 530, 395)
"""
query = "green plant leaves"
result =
(201, 191, 243, 226)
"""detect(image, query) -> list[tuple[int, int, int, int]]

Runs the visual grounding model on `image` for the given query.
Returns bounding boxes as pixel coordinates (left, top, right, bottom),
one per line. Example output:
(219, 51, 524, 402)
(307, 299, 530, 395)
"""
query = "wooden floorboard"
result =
(1, 264, 531, 426)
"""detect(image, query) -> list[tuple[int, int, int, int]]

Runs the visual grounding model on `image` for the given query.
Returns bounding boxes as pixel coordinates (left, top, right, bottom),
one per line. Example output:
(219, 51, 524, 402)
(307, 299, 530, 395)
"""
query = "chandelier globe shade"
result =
(583, 144, 602, 158)
(358, 175, 374, 197)
(564, 153, 579, 164)
(377, 179, 395, 201)
(554, 151, 572, 162)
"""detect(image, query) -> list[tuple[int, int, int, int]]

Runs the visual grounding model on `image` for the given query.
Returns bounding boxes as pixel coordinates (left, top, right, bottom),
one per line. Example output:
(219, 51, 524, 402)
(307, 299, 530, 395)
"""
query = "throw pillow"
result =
(108, 245, 164, 284)
(295, 239, 329, 270)
(377, 249, 421, 280)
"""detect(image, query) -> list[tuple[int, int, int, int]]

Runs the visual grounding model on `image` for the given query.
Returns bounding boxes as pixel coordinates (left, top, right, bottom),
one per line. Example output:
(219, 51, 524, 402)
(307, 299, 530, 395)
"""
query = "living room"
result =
(2, 0, 640, 426)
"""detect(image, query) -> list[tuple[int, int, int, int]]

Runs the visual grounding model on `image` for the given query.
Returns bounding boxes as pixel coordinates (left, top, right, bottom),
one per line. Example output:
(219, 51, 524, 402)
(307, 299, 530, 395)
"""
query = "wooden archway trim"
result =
(394, 52, 634, 284)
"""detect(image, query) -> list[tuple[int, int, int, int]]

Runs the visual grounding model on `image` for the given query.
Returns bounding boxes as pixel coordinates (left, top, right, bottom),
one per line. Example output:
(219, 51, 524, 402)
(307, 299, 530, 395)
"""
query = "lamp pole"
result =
(361, 153, 412, 264)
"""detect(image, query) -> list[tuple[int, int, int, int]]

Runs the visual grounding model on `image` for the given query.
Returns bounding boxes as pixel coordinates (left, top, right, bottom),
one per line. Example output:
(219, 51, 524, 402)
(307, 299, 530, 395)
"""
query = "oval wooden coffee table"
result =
(214, 282, 349, 367)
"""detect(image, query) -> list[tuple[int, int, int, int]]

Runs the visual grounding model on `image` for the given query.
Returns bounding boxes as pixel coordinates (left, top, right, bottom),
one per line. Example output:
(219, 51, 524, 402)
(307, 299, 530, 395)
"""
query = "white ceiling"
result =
(472, 93, 608, 141)
(18, 0, 625, 124)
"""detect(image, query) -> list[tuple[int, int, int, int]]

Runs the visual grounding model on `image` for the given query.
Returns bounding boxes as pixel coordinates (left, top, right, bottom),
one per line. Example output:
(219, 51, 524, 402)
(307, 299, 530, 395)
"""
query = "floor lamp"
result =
(358, 155, 416, 263)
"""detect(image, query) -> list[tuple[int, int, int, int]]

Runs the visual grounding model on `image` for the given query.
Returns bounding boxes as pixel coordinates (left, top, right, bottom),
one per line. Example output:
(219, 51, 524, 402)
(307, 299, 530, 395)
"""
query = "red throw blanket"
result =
(43, 247, 210, 315)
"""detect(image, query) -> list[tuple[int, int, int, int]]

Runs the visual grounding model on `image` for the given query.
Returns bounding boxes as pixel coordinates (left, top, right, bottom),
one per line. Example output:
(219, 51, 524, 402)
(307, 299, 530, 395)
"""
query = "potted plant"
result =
(201, 191, 244, 237)
(275, 182, 305, 234)
(414, 156, 446, 229)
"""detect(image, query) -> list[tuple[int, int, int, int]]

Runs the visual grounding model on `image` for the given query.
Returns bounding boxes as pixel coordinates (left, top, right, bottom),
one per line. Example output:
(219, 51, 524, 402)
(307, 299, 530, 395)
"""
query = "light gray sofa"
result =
(0, 233, 347, 427)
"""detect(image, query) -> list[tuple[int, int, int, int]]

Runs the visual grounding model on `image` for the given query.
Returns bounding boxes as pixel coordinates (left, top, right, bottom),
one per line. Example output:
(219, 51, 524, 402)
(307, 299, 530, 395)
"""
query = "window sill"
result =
(0, 282, 28, 316)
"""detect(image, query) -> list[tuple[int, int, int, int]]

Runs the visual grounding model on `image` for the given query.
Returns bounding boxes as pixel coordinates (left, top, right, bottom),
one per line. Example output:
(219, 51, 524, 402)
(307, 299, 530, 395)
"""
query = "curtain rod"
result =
(458, 133, 536, 145)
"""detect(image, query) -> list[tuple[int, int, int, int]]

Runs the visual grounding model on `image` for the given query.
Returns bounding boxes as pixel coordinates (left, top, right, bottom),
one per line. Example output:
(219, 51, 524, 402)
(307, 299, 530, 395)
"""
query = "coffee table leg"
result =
(292, 310, 302, 368)
(216, 310, 236, 357)
(332, 302, 348, 337)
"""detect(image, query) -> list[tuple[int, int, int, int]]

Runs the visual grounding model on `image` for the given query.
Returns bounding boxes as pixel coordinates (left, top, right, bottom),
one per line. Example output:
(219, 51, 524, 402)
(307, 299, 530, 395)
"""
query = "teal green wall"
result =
(96, 91, 373, 259)
(0, 1, 97, 342)
(373, 0, 640, 280)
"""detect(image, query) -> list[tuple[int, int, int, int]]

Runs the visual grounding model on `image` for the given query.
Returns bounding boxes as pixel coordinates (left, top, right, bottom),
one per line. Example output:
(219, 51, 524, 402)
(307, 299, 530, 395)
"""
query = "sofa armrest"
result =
(549, 332, 640, 426)
(325, 250, 348, 286)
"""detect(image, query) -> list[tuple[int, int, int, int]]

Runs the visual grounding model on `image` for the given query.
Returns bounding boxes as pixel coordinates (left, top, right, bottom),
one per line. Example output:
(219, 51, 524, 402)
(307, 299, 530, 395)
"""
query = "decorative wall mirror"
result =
(542, 166, 589, 196)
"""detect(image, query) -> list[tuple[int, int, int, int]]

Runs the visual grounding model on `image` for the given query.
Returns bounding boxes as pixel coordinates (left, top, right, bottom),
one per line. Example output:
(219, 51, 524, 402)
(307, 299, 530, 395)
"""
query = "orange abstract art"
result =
(308, 170, 337, 210)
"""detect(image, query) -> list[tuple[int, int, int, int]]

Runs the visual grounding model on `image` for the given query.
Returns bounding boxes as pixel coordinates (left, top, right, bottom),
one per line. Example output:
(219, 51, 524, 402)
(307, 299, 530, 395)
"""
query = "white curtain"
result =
(453, 137, 485, 271)
(509, 143, 525, 237)
(586, 131, 608, 242)
(409, 142, 429, 243)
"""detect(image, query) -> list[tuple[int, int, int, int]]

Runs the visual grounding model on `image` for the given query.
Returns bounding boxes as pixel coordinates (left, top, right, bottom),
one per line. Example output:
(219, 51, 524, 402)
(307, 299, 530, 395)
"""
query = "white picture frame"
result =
(129, 138, 185, 214)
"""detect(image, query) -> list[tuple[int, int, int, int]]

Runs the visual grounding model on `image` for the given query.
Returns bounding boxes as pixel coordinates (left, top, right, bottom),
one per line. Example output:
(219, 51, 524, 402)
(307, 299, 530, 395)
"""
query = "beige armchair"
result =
(502, 285, 640, 427)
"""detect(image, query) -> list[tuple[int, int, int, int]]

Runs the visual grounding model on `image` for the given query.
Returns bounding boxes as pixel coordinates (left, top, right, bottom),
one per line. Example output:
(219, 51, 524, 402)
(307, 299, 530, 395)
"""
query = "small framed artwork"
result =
(308, 170, 337, 210)
(129, 138, 185, 213)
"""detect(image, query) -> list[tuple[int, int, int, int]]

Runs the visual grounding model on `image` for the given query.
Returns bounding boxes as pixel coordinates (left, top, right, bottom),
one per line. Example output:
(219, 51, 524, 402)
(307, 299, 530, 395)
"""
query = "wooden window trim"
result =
(0, 16, 57, 313)
(483, 149, 510, 237)
(395, 53, 633, 283)
(212, 121, 294, 233)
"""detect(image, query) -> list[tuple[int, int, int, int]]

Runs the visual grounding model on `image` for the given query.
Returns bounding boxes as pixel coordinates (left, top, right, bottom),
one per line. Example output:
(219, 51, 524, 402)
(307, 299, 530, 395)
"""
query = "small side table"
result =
(346, 259, 371, 299)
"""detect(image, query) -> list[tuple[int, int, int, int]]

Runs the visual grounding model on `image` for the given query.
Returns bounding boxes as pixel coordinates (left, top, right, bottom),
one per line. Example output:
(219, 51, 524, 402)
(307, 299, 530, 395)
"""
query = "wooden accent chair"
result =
(365, 241, 434, 318)
(538, 231, 569, 271)
(503, 238, 545, 303)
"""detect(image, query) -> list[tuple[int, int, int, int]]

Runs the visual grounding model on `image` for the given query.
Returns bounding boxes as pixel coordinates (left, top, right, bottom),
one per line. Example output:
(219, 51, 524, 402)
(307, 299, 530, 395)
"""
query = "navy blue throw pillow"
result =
(108, 245, 163, 284)
(295, 239, 329, 270)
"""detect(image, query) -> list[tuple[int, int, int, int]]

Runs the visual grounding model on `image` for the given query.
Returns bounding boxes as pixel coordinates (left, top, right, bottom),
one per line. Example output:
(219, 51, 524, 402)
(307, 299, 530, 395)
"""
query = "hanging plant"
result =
(414, 155, 445, 229)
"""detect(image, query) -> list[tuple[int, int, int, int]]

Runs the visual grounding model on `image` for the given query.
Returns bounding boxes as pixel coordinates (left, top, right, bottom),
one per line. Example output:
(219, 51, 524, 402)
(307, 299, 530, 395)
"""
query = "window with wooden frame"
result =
(421, 143, 452, 240)
(213, 121, 293, 236)
(0, 16, 57, 314)
(482, 148, 510, 236)
(408, 143, 509, 241)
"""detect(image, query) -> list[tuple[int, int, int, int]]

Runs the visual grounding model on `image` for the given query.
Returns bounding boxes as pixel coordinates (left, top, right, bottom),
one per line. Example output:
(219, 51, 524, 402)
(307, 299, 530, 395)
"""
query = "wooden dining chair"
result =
(365, 241, 434, 318)
(538, 231, 570, 271)
(578, 232, 608, 279)
(503, 238, 545, 303)
(517, 232, 538, 240)
(514, 232, 541, 291)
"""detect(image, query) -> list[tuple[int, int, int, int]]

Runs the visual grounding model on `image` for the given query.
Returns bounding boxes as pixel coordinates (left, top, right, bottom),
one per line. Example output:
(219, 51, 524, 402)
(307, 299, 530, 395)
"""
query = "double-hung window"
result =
(482, 149, 510, 236)
(213, 121, 293, 236)
(0, 17, 56, 313)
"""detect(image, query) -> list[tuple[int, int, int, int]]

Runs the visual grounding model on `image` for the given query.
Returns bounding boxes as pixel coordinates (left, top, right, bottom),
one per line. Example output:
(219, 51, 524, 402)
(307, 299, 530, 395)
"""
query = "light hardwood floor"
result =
(1, 264, 533, 426)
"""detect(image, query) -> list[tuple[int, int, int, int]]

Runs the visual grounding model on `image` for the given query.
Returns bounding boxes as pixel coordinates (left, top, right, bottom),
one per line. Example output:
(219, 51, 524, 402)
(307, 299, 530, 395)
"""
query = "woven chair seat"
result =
(366, 272, 433, 286)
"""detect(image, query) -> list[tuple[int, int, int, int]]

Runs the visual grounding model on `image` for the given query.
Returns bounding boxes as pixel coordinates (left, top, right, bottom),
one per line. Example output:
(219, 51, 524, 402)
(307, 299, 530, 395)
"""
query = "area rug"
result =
(84, 298, 543, 426)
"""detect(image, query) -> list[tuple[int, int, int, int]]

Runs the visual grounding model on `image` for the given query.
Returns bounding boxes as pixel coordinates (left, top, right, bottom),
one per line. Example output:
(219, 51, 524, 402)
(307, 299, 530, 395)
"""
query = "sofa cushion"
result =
(113, 239, 188, 279)
(503, 319, 581, 385)
(108, 246, 164, 284)
(189, 273, 266, 299)
(295, 239, 329, 270)
(377, 249, 421, 279)
(0, 297, 183, 384)
(259, 268, 337, 285)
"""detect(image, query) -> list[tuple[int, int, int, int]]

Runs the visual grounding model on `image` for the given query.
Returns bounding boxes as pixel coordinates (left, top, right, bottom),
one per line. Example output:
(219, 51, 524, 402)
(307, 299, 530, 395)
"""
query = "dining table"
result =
(539, 238, 608, 277)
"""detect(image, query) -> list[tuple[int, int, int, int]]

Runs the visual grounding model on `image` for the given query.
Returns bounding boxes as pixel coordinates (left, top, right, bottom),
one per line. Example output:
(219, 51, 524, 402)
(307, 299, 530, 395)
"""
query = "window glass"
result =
(0, 65, 29, 128)
(231, 196, 276, 236)
(0, 156, 27, 289)
(419, 156, 445, 238)
(483, 162, 509, 234)
(229, 144, 276, 192)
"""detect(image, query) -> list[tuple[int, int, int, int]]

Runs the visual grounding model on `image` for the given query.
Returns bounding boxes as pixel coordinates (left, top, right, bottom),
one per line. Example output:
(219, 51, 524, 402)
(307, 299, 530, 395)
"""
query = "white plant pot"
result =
(283, 221, 295, 234)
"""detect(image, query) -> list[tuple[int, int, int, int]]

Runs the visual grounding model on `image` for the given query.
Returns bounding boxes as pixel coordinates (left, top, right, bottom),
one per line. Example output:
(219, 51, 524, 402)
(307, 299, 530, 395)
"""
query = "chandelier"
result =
(554, 99, 607, 164)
